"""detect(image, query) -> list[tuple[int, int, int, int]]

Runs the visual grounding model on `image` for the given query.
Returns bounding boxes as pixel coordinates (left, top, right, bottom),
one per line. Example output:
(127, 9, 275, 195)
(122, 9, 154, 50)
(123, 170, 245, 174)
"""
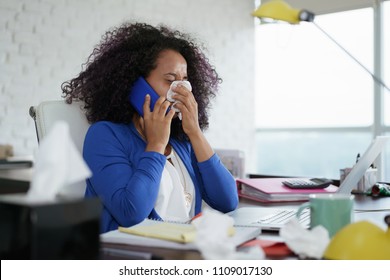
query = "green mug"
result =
(296, 194, 354, 237)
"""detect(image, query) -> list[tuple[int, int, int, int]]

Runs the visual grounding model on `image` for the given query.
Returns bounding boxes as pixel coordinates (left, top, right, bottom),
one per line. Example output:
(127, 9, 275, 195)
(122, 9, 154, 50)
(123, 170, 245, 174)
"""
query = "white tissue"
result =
(166, 81, 192, 120)
(192, 208, 264, 260)
(27, 121, 92, 202)
(279, 217, 330, 259)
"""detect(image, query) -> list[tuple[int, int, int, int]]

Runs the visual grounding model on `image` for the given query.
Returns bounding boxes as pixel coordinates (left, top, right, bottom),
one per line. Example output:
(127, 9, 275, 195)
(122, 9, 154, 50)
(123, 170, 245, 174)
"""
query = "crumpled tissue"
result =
(280, 217, 330, 259)
(166, 81, 192, 120)
(27, 121, 92, 202)
(192, 208, 265, 260)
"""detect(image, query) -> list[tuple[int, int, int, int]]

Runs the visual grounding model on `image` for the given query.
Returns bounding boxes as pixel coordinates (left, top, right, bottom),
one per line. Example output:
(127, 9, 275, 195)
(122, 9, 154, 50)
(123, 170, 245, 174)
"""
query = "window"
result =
(254, 5, 389, 180)
(383, 1, 390, 125)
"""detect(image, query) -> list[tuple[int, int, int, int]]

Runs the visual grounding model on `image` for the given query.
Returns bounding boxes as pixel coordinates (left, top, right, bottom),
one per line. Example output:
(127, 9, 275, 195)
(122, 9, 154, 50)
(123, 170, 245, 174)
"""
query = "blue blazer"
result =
(83, 121, 238, 233)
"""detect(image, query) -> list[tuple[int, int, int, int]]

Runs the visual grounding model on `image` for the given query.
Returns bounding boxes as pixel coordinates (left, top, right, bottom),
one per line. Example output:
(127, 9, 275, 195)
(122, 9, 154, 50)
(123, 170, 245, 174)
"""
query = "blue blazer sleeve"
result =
(83, 122, 166, 228)
(195, 152, 239, 213)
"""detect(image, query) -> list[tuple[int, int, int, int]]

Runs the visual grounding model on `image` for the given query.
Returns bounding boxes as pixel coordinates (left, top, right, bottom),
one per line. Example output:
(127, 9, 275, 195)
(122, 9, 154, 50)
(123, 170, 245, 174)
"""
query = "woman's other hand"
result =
(170, 83, 201, 138)
(171, 84, 213, 162)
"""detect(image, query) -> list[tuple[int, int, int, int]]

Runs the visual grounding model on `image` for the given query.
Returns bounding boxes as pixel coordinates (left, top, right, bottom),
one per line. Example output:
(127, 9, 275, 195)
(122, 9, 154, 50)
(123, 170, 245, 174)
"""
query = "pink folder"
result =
(236, 177, 338, 203)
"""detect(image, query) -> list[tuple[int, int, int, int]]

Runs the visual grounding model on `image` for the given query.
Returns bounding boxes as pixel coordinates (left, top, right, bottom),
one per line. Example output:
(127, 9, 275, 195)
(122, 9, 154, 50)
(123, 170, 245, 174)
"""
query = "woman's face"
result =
(146, 49, 188, 98)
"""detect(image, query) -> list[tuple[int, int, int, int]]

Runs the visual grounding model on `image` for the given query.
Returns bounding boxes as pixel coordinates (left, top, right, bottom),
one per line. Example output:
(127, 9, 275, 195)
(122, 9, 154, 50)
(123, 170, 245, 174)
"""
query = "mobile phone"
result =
(282, 178, 333, 189)
(129, 77, 160, 117)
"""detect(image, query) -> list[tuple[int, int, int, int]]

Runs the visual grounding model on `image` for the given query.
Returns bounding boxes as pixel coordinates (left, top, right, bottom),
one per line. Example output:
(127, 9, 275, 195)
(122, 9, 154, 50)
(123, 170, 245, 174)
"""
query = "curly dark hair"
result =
(61, 22, 222, 140)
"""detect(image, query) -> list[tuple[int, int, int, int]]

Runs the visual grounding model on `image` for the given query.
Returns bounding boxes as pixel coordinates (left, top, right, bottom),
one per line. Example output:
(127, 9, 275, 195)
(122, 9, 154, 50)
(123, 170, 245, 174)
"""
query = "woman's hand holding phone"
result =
(130, 77, 205, 157)
(141, 94, 175, 155)
(130, 77, 174, 155)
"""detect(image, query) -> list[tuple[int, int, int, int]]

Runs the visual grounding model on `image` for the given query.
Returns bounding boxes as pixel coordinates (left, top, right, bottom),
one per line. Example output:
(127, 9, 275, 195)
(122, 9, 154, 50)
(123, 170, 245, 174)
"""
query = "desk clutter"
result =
(101, 207, 390, 260)
(101, 208, 264, 260)
(0, 145, 33, 170)
(353, 182, 390, 197)
(234, 174, 390, 259)
(279, 214, 390, 260)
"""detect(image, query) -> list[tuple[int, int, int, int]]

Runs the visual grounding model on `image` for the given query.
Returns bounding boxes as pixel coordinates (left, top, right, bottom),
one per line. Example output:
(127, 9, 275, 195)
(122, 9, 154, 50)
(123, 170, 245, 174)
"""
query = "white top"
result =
(154, 149, 195, 222)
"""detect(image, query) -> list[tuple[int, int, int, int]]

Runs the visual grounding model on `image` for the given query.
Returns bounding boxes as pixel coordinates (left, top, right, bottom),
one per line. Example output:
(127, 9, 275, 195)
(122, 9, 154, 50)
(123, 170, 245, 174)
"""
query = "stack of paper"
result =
(0, 159, 33, 170)
(101, 219, 261, 250)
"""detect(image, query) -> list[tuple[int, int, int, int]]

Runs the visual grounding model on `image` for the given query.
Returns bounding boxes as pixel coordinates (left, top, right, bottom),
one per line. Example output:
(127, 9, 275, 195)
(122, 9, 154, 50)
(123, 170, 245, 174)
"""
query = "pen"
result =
(190, 212, 203, 222)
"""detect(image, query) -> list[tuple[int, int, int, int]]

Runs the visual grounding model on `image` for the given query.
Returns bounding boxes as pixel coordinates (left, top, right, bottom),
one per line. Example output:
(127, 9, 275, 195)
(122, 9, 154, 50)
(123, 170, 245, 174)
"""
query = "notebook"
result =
(231, 136, 390, 231)
(118, 219, 198, 243)
(101, 218, 261, 250)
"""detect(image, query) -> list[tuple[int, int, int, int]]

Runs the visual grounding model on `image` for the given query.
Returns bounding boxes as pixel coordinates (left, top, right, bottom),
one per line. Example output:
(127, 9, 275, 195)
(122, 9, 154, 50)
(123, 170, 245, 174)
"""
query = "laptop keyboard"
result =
(257, 209, 310, 227)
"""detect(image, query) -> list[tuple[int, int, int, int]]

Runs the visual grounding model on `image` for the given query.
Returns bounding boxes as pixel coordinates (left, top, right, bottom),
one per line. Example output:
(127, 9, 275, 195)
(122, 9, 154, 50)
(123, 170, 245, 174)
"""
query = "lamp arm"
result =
(312, 22, 390, 92)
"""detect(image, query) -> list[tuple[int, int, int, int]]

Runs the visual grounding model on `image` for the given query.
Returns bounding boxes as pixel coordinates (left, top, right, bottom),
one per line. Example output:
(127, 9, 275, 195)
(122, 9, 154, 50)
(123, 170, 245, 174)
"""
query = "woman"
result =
(62, 22, 238, 233)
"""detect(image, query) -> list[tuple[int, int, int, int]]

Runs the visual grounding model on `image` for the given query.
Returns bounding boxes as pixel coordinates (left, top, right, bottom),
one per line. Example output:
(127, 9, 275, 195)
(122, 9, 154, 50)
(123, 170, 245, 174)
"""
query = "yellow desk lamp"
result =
(252, 0, 390, 92)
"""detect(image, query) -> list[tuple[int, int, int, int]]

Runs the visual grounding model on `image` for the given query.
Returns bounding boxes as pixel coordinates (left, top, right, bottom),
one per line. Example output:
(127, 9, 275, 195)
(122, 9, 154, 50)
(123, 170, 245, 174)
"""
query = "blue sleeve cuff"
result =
(137, 151, 166, 180)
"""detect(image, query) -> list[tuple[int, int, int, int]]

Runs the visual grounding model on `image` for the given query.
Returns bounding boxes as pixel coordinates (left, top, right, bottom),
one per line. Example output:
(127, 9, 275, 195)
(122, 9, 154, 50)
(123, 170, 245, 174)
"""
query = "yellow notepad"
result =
(118, 220, 197, 243)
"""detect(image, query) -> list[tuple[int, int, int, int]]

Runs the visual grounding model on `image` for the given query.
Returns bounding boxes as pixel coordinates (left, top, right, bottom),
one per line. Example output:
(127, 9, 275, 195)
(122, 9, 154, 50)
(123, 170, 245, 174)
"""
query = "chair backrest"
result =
(29, 100, 90, 155)
(214, 148, 245, 178)
(29, 100, 91, 197)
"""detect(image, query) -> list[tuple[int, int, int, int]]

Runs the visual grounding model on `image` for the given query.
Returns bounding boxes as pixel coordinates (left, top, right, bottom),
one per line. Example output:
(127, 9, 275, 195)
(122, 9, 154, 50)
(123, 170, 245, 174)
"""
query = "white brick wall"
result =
(0, 0, 257, 172)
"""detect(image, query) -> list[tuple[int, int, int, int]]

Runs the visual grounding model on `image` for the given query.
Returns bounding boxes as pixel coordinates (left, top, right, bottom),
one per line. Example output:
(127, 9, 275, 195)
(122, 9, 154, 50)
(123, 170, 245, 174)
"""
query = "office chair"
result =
(29, 100, 90, 154)
(29, 100, 90, 197)
(214, 148, 245, 178)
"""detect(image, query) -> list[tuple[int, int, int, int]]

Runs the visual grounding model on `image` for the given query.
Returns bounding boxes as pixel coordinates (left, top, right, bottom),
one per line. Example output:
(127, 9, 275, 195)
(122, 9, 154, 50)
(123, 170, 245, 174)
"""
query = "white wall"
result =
(0, 0, 257, 173)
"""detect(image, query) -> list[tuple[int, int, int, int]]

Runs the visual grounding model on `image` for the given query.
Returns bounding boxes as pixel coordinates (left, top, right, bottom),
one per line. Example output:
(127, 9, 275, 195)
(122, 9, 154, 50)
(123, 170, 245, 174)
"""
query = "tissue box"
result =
(0, 194, 101, 259)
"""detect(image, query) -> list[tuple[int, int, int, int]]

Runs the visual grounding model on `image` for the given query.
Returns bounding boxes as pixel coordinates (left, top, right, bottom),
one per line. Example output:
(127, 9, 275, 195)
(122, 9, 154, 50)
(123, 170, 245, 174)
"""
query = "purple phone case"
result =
(129, 77, 160, 116)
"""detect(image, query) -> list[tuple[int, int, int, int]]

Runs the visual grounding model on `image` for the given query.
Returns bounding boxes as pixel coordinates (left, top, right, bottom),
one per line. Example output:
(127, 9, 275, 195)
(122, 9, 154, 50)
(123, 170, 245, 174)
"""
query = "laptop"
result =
(228, 136, 390, 231)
